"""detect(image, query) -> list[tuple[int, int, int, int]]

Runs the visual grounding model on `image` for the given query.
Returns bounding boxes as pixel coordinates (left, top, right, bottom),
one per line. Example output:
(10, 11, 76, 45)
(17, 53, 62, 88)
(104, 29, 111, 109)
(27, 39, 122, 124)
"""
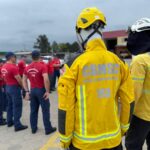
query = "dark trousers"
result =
(53, 70, 60, 88)
(2, 85, 8, 112)
(6, 85, 22, 128)
(125, 115, 150, 150)
(69, 143, 123, 150)
(20, 75, 26, 98)
(48, 73, 54, 90)
(30, 88, 52, 132)
(0, 87, 4, 122)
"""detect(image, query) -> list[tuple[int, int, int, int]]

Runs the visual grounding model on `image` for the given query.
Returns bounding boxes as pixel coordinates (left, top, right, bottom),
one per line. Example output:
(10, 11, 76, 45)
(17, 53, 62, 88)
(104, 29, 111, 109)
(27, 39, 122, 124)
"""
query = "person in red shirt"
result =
(0, 59, 6, 126)
(18, 55, 27, 98)
(52, 55, 61, 89)
(18, 55, 26, 77)
(47, 57, 54, 91)
(23, 50, 56, 135)
(1, 52, 28, 131)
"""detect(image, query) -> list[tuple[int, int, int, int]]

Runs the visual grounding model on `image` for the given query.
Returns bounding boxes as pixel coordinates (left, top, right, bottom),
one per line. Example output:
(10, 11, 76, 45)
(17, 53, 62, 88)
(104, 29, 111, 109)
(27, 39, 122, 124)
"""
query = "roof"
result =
(15, 51, 31, 55)
(103, 30, 128, 39)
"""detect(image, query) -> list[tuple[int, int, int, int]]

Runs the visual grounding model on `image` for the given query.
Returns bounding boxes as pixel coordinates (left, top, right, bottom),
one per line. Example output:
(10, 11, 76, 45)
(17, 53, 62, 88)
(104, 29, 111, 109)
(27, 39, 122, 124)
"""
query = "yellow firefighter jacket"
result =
(58, 38, 134, 150)
(131, 53, 150, 121)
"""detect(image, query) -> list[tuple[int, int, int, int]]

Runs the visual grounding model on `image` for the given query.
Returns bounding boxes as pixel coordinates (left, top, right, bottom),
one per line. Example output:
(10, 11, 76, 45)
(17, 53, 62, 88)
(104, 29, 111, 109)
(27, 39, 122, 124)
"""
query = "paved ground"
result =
(0, 91, 147, 150)
(0, 92, 58, 150)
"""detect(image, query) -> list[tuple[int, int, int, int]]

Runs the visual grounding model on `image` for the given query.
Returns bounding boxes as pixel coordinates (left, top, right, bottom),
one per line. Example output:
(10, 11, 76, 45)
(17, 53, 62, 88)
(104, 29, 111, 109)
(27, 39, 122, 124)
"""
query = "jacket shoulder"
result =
(107, 51, 125, 64)
(131, 54, 147, 66)
(67, 53, 83, 68)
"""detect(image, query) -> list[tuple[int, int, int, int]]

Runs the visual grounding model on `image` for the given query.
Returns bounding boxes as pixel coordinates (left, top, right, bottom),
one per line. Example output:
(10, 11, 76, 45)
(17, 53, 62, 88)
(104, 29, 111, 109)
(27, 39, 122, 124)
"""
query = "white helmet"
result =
(131, 18, 150, 32)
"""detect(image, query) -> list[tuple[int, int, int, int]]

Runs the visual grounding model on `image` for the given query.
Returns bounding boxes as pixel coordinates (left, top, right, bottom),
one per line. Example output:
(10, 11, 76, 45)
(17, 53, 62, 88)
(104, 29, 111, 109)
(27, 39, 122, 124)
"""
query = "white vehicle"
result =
(41, 55, 65, 65)
(41, 56, 53, 63)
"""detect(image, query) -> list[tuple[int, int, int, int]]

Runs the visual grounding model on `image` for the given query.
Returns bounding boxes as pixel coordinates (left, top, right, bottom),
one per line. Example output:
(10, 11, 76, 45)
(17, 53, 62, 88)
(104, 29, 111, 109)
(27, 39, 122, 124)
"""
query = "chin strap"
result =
(81, 26, 102, 50)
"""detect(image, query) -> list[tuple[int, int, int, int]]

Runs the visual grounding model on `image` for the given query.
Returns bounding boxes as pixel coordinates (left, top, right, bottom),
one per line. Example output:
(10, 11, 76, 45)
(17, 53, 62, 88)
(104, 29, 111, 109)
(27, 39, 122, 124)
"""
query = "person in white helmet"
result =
(125, 18, 150, 150)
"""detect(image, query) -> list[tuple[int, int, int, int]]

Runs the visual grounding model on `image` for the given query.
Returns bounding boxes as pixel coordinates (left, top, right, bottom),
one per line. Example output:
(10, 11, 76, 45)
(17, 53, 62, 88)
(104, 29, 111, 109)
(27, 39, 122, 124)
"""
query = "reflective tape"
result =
(143, 89, 150, 94)
(60, 134, 72, 142)
(78, 86, 87, 136)
(74, 127, 120, 143)
(121, 123, 130, 130)
(132, 77, 145, 82)
(83, 77, 118, 83)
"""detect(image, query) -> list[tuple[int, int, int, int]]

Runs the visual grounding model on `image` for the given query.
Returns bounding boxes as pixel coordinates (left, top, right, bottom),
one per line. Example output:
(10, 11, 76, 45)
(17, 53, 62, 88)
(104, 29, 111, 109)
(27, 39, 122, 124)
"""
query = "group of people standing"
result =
(0, 51, 60, 135)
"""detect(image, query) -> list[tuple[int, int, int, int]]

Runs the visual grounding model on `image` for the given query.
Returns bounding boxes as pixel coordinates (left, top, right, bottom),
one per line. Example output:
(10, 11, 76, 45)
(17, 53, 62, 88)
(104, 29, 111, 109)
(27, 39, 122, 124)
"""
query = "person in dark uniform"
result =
(47, 57, 54, 92)
(18, 55, 27, 98)
(1, 52, 28, 131)
(52, 55, 61, 90)
(23, 50, 56, 135)
(0, 59, 6, 126)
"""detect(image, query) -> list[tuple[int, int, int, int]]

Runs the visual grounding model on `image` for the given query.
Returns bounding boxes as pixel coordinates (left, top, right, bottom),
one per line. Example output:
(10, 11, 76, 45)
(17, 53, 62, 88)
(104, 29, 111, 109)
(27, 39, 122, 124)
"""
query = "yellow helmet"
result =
(76, 7, 106, 31)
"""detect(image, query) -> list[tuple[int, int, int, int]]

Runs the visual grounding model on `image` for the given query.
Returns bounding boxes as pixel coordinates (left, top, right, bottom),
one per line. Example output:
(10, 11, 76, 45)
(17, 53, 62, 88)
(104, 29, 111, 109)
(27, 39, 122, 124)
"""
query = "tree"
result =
(34, 35, 51, 53)
(52, 41, 59, 52)
(58, 43, 69, 52)
(70, 42, 80, 53)
(58, 42, 80, 53)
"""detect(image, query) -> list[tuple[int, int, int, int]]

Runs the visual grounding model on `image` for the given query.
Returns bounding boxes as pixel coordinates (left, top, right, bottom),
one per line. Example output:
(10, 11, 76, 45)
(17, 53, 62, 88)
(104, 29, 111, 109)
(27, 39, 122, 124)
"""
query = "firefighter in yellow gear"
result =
(58, 7, 134, 150)
(125, 18, 150, 149)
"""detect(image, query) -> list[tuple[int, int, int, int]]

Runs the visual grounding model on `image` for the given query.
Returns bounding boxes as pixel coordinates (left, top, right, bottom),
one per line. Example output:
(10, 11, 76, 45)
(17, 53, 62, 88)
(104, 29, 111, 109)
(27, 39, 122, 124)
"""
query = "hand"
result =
(43, 92, 50, 100)
(25, 92, 30, 101)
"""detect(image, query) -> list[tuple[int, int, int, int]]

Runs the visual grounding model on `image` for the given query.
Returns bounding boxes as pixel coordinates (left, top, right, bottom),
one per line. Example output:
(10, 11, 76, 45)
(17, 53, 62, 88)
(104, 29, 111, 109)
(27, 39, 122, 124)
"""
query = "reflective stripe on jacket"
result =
(58, 38, 134, 149)
(131, 53, 150, 121)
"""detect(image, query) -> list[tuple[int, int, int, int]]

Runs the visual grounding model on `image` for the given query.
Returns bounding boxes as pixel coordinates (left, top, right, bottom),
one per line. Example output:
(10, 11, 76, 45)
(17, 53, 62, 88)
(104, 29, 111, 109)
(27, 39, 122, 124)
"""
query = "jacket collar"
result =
(85, 38, 107, 52)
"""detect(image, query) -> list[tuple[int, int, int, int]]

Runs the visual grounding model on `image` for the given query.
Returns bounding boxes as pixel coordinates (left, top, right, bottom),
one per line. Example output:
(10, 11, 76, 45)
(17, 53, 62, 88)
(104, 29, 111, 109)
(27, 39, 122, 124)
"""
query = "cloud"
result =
(0, 0, 149, 51)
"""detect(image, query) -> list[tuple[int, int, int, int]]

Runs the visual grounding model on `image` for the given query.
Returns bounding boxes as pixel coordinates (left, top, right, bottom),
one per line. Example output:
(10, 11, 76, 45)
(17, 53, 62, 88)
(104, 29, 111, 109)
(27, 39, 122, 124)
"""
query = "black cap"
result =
(5, 52, 16, 60)
(32, 50, 40, 58)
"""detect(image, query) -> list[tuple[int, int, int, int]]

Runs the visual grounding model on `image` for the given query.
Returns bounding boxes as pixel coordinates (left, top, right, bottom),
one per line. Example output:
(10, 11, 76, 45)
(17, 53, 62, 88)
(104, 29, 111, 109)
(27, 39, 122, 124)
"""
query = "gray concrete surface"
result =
(0, 92, 58, 150)
(0, 91, 147, 150)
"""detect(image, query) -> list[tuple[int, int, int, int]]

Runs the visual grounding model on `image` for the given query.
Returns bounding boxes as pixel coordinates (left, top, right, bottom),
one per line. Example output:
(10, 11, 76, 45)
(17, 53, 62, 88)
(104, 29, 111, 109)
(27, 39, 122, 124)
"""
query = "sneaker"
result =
(32, 128, 38, 134)
(15, 125, 28, 132)
(0, 120, 7, 126)
(7, 122, 14, 127)
(45, 127, 57, 135)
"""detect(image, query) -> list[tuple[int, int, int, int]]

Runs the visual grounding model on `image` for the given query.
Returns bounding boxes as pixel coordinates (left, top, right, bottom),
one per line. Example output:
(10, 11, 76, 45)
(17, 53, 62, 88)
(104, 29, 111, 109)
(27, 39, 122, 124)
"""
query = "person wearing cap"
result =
(1, 52, 28, 131)
(18, 55, 26, 77)
(52, 55, 61, 90)
(23, 50, 56, 135)
(47, 57, 54, 91)
(0, 59, 6, 126)
(18, 55, 27, 98)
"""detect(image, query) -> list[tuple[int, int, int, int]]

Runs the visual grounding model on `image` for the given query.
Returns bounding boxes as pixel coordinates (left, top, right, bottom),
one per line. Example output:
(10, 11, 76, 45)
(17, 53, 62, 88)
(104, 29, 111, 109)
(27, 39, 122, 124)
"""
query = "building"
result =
(103, 30, 132, 59)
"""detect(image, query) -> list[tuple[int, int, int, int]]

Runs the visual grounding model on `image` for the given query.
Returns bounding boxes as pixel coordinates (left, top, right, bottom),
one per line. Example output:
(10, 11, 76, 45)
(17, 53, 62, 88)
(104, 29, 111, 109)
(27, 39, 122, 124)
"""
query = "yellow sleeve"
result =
(58, 64, 76, 148)
(130, 57, 145, 102)
(118, 63, 135, 135)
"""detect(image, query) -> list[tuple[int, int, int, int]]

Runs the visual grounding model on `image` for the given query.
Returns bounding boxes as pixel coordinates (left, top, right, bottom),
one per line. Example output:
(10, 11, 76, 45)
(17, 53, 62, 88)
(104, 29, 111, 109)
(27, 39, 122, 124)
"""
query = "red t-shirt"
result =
(47, 61, 54, 74)
(0, 66, 3, 87)
(52, 58, 61, 70)
(24, 62, 48, 88)
(1, 63, 19, 86)
(18, 60, 26, 76)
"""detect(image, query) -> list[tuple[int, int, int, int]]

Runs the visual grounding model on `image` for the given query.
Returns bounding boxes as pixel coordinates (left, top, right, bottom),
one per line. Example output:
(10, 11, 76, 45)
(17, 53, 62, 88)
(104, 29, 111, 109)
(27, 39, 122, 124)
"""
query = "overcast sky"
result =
(0, 0, 149, 51)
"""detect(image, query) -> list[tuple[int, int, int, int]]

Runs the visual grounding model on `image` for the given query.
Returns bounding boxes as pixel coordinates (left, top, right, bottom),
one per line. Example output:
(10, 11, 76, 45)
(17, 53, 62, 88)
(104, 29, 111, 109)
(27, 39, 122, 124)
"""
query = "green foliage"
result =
(52, 41, 59, 52)
(33, 34, 80, 53)
(58, 41, 79, 53)
(34, 35, 51, 53)
(0, 52, 7, 55)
